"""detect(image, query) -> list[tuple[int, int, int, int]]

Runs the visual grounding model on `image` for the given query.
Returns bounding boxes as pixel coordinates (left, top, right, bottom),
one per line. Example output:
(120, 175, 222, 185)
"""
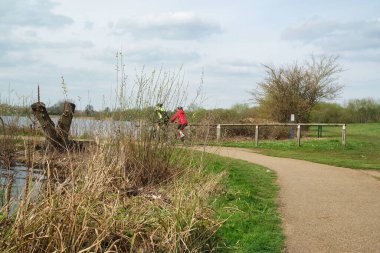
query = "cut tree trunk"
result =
(0, 116, 5, 134)
(31, 101, 76, 150)
(57, 102, 76, 145)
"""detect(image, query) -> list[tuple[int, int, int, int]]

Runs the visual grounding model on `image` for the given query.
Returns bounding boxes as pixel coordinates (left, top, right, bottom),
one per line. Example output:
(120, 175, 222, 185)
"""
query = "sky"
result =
(1, 0, 380, 110)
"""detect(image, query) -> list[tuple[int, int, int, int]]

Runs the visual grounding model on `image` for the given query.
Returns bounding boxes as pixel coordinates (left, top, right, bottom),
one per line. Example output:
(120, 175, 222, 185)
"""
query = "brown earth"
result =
(194, 146, 380, 253)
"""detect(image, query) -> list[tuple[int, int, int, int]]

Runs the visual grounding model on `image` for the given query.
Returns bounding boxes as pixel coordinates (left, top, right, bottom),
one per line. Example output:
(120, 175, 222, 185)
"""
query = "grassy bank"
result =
(222, 123, 380, 170)
(0, 136, 223, 252)
(1, 145, 285, 252)
(202, 153, 284, 252)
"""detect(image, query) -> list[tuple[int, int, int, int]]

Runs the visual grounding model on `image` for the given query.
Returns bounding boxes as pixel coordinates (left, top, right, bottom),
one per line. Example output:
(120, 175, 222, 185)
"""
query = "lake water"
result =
(1, 115, 131, 137)
(0, 164, 44, 211)
(0, 115, 141, 209)
(1, 115, 110, 209)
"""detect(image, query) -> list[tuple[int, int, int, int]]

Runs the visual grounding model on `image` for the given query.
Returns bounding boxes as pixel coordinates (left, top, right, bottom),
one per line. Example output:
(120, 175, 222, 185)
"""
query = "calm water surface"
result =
(1, 115, 130, 137)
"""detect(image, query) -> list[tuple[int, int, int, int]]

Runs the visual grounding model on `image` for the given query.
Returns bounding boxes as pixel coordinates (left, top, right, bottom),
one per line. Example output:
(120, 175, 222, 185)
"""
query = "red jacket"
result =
(170, 109, 188, 125)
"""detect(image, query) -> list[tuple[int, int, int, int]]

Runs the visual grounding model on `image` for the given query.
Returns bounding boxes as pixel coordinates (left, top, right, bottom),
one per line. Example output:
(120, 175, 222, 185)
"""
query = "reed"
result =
(0, 63, 221, 252)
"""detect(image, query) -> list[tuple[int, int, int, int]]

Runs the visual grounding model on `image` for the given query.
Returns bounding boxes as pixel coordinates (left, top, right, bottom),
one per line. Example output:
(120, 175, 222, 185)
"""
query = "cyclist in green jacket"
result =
(154, 103, 169, 128)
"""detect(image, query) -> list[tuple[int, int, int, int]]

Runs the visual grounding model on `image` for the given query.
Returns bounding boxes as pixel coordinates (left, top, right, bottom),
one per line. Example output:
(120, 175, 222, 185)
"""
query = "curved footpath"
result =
(194, 146, 380, 253)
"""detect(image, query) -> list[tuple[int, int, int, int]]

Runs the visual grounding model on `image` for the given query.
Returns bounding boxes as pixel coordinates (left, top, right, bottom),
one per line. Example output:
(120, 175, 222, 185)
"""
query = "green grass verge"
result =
(203, 153, 284, 252)
(221, 123, 380, 170)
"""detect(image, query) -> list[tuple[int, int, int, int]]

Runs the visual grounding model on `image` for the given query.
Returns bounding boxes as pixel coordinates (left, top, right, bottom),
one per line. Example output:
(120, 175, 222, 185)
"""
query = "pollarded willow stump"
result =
(31, 101, 76, 150)
(57, 102, 76, 144)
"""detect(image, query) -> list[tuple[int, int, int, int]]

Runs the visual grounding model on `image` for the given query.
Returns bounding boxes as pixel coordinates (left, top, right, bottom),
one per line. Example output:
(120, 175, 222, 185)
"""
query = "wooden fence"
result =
(189, 123, 346, 146)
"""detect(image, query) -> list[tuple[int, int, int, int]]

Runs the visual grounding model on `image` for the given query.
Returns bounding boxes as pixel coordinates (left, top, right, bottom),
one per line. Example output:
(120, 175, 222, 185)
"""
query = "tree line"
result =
(185, 99, 380, 124)
(1, 99, 379, 124)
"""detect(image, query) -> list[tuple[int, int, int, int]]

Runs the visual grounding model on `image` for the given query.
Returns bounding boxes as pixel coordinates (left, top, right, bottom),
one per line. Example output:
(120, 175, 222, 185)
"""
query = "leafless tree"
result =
(251, 55, 343, 122)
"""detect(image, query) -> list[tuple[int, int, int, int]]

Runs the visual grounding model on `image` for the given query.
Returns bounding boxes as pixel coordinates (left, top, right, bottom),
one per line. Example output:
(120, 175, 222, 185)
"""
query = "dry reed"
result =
(0, 62, 221, 252)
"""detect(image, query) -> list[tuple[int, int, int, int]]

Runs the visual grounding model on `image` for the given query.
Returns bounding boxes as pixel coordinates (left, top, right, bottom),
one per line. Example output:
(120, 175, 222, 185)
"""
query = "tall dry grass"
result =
(0, 137, 221, 252)
(0, 61, 222, 252)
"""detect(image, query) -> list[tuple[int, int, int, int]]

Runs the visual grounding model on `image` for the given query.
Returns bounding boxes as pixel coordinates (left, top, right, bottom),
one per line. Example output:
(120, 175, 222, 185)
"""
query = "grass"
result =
(222, 123, 380, 170)
(0, 137, 223, 252)
(0, 137, 285, 252)
(202, 153, 284, 252)
(0, 66, 226, 252)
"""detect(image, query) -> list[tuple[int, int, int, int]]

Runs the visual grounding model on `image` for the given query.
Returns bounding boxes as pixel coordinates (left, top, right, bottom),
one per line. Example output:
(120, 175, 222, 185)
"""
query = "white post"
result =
(216, 124, 221, 142)
(342, 124, 346, 146)
(296, 124, 301, 147)
(290, 114, 295, 139)
(255, 125, 259, 147)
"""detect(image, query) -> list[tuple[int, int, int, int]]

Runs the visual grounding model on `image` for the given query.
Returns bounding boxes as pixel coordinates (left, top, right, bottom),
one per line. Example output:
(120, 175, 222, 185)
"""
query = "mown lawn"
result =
(222, 123, 380, 170)
(202, 153, 284, 252)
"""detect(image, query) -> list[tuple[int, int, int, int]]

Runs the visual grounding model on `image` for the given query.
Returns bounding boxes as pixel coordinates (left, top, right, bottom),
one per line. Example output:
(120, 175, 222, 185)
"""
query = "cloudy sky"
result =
(1, 0, 379, 110)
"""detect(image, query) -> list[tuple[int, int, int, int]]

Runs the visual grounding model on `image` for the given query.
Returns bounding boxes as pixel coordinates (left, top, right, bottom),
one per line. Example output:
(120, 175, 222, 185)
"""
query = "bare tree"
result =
(251, 55, 343, 122)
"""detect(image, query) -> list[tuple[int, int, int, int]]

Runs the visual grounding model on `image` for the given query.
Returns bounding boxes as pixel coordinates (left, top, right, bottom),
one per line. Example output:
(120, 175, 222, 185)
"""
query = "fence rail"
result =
(189, 123, 346, 146)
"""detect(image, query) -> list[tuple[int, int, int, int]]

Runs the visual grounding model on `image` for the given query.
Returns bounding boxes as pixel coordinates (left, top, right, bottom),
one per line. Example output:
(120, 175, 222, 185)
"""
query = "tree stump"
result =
(31, 101, 76, 150)
(57, 102, 76, 145)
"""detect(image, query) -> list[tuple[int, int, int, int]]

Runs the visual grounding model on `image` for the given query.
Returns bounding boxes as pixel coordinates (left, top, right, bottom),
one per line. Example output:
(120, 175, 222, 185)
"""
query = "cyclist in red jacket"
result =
(170, 106, 188, 142)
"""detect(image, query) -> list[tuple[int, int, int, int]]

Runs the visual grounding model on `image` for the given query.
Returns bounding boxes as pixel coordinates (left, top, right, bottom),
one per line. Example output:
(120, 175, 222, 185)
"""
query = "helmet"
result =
(156, 103, 163, 107)
(177, 106, 183, 110)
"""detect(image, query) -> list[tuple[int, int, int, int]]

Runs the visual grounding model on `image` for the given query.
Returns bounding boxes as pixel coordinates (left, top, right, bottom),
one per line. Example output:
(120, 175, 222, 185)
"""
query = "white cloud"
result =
(1, 0, 380, 109)
(126, 47, 200, 64)
(204, 58, 262, 78)
(0, 0, 73, 29)
(282, 18, 380, 52)
(0, 38, 94, 69)
(114, 12, 222, 40)
(82, 46, 201, 67)
(0, 0, 85, 68)
(0, 39, 93, 52)
(0, 51, 39, 67)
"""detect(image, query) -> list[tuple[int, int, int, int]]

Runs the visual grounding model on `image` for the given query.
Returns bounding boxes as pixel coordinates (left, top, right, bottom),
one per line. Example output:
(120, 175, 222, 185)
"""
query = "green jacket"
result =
(155, 106, 169, 124)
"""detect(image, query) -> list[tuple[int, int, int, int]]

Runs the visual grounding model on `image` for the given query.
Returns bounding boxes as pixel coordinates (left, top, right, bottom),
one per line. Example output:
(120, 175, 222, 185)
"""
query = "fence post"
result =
(216, 124, 221, 142)
(255, 125, 259, 147)
(317, 125, 323, 138)
(296, 124, 301, 147)
(342, 124, 346, 146)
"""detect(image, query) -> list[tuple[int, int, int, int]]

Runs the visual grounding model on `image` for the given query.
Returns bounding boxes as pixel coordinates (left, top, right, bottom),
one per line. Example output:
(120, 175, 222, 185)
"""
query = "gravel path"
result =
(195, 146, 380, 253)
